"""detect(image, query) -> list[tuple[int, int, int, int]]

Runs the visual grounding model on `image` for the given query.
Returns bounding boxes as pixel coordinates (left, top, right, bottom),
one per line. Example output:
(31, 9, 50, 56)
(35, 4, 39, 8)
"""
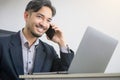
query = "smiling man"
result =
(0, 0, 74, 80)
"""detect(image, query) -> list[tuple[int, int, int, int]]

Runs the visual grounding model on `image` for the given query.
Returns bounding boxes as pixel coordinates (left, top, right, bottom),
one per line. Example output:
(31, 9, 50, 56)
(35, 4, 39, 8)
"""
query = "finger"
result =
(50, 24, 61, 32)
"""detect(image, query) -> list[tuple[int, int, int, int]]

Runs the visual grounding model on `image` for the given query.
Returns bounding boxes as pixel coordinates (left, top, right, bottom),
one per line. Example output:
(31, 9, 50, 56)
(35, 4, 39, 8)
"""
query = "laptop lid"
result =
(68, 27, 118, 73)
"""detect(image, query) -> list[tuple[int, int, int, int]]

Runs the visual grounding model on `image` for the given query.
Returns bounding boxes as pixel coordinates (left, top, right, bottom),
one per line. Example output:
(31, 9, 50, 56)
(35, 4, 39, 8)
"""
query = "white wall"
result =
(0, 0, 30, 31)
(0, 0, 120, 73)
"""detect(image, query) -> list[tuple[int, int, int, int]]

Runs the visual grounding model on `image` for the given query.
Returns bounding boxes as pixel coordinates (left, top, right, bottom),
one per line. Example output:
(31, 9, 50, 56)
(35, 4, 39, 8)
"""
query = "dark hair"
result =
(25, 0, 56, 17)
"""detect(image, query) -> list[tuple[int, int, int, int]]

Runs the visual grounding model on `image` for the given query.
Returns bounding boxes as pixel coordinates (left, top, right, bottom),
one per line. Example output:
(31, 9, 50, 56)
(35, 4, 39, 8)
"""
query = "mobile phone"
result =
(45, 25, 55, 39)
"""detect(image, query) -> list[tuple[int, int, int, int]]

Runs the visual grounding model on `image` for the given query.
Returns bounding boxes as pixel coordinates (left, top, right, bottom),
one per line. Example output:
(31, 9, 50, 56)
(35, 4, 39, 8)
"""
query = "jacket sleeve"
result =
(40, 40, 74, 72)
(50, 47, 74, 71)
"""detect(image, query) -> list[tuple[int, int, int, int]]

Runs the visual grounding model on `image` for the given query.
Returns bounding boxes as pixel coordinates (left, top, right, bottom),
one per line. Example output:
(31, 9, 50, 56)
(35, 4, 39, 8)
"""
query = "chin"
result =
(31, 32, 43, 37)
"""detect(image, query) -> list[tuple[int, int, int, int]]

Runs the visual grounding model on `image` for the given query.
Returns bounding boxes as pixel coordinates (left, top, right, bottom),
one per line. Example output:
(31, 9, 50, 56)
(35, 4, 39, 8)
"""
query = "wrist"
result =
(60, 44, 71, 53)
(58, 39, 66, 47)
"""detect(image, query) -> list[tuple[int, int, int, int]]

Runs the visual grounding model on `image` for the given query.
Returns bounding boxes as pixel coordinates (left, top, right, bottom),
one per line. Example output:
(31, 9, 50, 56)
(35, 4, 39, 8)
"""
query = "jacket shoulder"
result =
(0, 32, 19, 45)
(0, 35, 11, 43)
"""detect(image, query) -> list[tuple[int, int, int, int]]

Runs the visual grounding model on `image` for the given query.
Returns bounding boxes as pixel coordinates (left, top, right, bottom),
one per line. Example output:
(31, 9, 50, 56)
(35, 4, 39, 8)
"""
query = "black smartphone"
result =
(45, 25, 55, 39)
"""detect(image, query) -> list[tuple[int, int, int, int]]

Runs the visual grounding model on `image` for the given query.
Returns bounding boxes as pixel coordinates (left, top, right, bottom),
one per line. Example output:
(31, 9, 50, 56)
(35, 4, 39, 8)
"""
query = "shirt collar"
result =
(20, 29, 39, 48)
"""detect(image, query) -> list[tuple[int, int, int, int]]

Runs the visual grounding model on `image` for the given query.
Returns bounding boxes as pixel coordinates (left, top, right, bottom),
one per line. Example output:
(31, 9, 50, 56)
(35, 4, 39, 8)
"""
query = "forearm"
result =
(59, 50, 74, 71)
(51, 50, 74, 72)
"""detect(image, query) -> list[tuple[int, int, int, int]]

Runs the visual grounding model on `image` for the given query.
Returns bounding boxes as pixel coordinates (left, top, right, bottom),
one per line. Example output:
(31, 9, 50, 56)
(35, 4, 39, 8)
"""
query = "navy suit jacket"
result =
(0, 32, 74, 80)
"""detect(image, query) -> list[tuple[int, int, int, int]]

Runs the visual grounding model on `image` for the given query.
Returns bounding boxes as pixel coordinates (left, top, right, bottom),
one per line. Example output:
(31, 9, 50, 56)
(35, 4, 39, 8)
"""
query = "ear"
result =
(24, 11, 29, 21)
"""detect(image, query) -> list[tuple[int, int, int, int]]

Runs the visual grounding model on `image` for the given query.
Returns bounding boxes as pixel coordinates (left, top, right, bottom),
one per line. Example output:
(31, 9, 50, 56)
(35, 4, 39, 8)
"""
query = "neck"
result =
(23, 28, 37, 47)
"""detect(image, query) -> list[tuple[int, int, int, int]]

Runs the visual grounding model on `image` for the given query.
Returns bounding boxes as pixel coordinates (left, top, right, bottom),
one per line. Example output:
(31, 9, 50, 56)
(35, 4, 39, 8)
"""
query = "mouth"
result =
(35, 25, 45, 34)
(35, 25, 47, 31)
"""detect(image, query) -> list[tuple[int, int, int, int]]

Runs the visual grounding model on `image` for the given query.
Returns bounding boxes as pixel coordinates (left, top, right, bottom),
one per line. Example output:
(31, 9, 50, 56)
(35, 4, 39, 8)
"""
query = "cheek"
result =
(26, 21, 35, 31)
(46, 24, 50, 28)
(28, 19, 37, 27)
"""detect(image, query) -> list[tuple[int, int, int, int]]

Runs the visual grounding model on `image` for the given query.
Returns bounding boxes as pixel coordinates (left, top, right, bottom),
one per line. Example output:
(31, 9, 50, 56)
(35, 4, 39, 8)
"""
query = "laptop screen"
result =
(68, 27, 118, 73)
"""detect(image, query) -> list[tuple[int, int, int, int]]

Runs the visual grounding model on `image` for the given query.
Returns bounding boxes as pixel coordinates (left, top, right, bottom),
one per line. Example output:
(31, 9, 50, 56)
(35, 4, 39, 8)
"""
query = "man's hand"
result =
(46, 24, 67, 48)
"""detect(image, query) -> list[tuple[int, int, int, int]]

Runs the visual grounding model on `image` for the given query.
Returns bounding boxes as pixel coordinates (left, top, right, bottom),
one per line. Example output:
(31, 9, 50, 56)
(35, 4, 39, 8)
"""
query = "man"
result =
(0, 0, 74, 80)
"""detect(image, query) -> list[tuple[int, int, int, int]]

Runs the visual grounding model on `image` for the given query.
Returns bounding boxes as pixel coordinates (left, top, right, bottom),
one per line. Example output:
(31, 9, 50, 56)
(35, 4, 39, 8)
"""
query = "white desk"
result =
(19, 73, 120, 80)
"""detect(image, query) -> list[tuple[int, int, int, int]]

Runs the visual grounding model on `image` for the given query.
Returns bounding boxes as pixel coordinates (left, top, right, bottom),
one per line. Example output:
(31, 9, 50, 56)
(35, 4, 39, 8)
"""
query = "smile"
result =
(35, 25, 47, 30)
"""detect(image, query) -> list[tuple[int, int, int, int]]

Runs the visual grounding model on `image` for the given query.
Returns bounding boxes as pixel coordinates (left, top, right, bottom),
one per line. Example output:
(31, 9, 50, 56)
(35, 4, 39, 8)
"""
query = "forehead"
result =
(35, 6, 52, 18)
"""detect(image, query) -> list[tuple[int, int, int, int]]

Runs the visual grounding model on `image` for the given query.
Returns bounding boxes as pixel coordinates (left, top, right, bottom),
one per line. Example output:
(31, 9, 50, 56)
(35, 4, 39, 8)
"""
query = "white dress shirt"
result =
(20, 30, 39, 74)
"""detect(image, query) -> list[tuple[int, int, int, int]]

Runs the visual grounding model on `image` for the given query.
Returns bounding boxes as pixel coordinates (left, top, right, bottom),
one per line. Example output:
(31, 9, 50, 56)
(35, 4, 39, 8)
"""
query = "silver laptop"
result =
(68, 26, 118, 73)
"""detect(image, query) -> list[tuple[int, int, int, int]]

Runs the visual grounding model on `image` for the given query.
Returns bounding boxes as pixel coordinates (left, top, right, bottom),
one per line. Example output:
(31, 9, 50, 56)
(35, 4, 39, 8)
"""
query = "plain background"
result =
(0, 0, 120, 73)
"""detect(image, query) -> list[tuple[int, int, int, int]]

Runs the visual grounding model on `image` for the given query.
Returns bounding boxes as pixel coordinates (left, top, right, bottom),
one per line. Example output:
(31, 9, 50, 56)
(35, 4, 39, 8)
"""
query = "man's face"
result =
(24, 6, 52, 37)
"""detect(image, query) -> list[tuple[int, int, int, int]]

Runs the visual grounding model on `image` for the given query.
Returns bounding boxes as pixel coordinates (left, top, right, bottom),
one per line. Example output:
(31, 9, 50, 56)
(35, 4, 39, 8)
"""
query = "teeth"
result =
(36, 25, 47, 30)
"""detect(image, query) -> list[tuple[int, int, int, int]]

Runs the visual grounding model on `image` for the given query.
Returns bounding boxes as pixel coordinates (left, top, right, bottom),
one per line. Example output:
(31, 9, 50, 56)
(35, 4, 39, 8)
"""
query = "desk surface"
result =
(19, 73, 120, 79)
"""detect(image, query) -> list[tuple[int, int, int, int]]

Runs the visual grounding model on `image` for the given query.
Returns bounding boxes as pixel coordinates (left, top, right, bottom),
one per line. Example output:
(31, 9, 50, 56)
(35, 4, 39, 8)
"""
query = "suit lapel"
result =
(33, 41, 46, 72)
(9, 32, 24, 75)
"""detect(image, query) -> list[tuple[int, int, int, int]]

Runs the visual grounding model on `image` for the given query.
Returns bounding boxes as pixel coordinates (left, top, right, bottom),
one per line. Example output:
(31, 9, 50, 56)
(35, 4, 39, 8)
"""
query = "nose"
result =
(40, 19, 49, 28)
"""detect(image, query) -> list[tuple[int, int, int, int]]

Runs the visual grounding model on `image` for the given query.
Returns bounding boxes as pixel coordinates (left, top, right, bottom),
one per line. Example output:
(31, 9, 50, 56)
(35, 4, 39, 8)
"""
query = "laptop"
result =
(68, 26, 118, 73)
(33, 26, 118, 75)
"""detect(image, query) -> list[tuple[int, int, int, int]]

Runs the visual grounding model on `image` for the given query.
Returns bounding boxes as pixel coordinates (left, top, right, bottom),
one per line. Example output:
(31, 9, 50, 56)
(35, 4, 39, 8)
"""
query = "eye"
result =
(47, 19, 52, 23)
(37, 15, 42, 18)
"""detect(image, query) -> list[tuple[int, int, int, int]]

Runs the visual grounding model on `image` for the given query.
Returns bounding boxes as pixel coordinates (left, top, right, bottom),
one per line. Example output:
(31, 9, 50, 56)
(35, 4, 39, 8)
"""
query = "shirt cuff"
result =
(60, 45, 70, 53)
